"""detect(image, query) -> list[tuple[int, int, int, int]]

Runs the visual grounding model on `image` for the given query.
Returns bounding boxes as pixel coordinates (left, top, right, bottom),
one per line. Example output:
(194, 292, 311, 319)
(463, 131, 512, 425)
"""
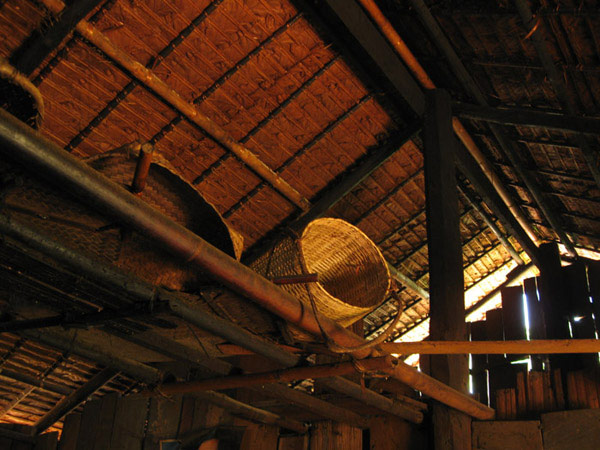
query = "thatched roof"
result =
(0, 0, 598, 428)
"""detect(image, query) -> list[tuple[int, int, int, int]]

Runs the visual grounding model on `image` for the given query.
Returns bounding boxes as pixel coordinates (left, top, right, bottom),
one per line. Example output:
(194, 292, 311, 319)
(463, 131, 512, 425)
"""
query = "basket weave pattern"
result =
(252, 218, 391, 328)
(2, 149, 241, 291)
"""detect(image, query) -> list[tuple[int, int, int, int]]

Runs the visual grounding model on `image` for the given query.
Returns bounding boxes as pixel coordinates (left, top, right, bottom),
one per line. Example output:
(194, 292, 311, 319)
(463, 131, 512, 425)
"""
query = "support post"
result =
(424, 89, 470, 448)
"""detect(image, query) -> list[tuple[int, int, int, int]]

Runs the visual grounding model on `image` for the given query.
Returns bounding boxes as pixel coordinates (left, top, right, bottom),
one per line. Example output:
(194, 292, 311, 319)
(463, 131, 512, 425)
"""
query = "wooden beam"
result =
(34, 368, 117, 434)
(380, 339, 600, 355)
(323, 0, 541, 257)
(455, 142, 541, 267)
(21, 329, 162, 384)
(514, 0, 600, 191)
(40, 0, 310, 212)
(10, 0, 104, 75)
(424, 89, 472, 447)
(320, 375, 426, 423)
(457, 180, 525, 265)
(190, 391, 307, 434)
(454, 102, 600, 135)
(323, 0, 425, 114)
(149, 357, 394, 395)
(409, 0, 577, 257)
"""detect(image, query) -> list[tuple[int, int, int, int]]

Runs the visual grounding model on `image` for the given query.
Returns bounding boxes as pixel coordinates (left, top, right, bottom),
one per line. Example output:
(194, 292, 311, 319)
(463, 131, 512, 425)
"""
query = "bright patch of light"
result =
(511, 357, 532, 371)
(573, 316, 584, 322)
(468, 354, 473, 394)
(557, 244, 600, 260)
(567, 321, 574, 338)
(404, 353, 420, 367)
(523, 294, 531, 341)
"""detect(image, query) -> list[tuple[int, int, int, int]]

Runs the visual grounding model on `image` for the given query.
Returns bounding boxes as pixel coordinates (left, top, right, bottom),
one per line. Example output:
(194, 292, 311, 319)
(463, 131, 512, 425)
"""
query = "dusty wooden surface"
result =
(541, 408, 600, 450)
(309, 421, 361, 450)
(472, 421, 542, 450)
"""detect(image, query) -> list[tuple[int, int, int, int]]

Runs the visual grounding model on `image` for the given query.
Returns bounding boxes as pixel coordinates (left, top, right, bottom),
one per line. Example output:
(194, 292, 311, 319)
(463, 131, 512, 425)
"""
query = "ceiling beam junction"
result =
(0, 107, 492, 420)
(9, 0, 104, 76)
(40, 0, 310, 211)
(33, 367, 118, 434)
(514, 0, 600, 190)
(454, 101, 600, 135)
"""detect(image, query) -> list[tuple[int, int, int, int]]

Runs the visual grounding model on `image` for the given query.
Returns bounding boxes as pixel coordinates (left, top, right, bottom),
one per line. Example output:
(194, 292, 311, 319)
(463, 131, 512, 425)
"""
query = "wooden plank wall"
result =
(54, 394, 368, 450)
(469, 255, 600, 420)
(0, 424, 58, 450)
(58, 393, 245, 450)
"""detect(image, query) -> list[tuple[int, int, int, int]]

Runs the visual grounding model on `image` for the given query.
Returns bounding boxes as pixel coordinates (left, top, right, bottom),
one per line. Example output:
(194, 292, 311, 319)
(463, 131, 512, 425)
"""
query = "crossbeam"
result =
(454, 102, 600, 135)
(380, 339, 600, 355)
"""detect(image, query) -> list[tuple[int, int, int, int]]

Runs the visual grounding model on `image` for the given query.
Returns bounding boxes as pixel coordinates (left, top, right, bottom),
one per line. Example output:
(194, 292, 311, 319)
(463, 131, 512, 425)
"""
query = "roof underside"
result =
(0, 0, 599, 427)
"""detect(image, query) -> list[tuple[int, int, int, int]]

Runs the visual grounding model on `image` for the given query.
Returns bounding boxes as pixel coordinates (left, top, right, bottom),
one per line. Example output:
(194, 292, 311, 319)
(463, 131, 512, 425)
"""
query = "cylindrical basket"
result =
(2, 146, 243, 291)
(251, 218, 391, 340)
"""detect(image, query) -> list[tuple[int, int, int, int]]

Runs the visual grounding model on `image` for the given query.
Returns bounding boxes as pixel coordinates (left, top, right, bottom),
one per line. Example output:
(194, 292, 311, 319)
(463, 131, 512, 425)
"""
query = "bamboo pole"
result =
(130, 142, 154, 194)
(150, 357, 393, 396)
(382, 360, 494, 419)
(39, 0, 310, 211)
(190, 391, 307, 434)
(380, 339, 600, 355)
(0, 108, 492, 420)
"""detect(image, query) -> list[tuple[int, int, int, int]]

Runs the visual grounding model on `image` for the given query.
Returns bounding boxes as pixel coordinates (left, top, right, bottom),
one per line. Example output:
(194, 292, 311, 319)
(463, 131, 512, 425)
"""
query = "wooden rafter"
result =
(40, 0, 311, 211)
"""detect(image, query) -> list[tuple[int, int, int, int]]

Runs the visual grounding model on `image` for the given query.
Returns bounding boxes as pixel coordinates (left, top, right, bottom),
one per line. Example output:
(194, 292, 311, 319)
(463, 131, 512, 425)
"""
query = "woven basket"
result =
(0, 58, 44, 129)
(251, 218, 390, 340)
(1, 146, 243, 291)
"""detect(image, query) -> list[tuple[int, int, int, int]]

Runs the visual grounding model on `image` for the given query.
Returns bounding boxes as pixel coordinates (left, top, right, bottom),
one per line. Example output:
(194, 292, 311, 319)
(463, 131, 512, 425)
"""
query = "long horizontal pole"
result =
(0, 108, 491, 420)
(0, 214, 386, 427)
(190, 390, 307, 434)
(40, 0, 309, 211)
(454, 102, 600, 135)
(380, 339, 600, 355)
(151, 357, 393, 396)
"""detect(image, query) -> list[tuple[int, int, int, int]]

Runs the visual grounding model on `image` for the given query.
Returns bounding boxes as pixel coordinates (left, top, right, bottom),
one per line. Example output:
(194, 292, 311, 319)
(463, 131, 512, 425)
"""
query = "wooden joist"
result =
(148, 357, 394, 396)
(39, 0, 310, 212)
(453, 102, 600, 135)
(10, 0, 103, 75)
(34, 368, 118, 434)
(380, 339, 600, 355)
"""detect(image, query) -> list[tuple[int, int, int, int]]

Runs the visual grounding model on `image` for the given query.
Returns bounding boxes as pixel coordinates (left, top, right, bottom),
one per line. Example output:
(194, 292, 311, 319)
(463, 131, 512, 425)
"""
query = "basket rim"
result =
(85, 145, 244, 260)
(299, 217, 391, 315)
(0, 57, 45, 128)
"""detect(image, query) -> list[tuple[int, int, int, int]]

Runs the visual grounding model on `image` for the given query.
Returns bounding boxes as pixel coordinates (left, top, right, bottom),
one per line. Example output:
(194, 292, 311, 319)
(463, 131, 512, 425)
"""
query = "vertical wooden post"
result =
(537, 243, 571, 371)
(423, 89, 470, 449)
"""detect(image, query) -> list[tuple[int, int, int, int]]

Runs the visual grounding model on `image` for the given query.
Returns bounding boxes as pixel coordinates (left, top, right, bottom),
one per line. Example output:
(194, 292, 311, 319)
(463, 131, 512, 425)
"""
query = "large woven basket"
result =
(251, 218, 391, 340)
(0, 58, 44, 129)
(1, 146, 243, 291)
